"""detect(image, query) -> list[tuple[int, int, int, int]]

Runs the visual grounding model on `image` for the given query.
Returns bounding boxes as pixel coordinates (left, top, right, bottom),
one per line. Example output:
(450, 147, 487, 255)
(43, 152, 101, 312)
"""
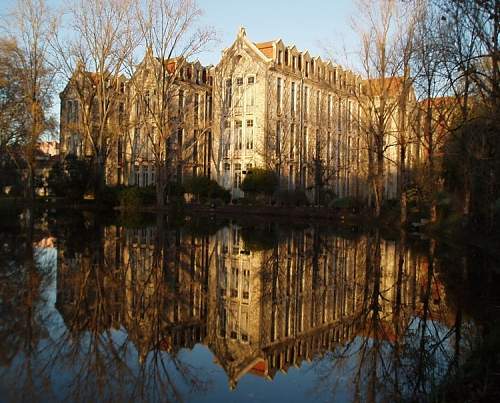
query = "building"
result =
(59, 62, 128, 186)
(212, 27, 365, 201)
(125, 49, 213, 187)
(59, 28, 418, 203)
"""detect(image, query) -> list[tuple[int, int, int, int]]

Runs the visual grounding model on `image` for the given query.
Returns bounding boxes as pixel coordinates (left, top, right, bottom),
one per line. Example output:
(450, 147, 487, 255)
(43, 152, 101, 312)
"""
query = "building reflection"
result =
(55, 222, 453, 392)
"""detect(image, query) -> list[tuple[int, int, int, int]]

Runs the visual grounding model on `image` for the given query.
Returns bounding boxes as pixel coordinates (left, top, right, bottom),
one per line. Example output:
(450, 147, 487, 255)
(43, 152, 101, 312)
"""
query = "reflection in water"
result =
(0, 214, 491, 402)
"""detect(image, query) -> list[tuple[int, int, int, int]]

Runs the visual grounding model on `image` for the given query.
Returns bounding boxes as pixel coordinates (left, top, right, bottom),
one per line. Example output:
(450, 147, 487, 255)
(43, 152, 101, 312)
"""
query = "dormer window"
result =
(277, 50, 283, 65)
(293, 56, 297, 70)
(284, 49, 289, 66)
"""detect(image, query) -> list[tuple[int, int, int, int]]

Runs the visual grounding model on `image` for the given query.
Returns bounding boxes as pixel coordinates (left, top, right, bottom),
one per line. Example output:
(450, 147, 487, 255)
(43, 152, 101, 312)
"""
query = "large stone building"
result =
(212, 28, 365, 201)
(60, 28, 417, 202)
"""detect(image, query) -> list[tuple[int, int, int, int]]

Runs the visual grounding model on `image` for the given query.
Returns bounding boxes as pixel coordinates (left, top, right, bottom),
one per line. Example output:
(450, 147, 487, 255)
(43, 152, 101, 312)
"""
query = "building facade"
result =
(59, 27, 417, 202)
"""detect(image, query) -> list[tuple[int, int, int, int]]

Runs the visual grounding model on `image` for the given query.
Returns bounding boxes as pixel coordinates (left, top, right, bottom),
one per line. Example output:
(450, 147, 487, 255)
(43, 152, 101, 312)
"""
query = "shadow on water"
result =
(0, 209, 498, 402)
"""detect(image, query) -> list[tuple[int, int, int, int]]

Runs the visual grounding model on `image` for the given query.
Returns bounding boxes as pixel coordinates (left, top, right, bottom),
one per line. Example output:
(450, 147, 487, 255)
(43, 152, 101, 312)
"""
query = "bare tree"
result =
(130, 0, 215, 207)
(52, 0, 139, 195)
(2, 0, 57, 203)
(347, 0, 420, 218)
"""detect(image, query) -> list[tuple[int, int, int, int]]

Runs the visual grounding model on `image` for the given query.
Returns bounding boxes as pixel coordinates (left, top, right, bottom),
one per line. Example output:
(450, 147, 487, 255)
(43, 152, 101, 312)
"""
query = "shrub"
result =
(272, 189, 310, 206)
(118, 186, 161, 210)
(184, 176, 230, 204)
(48, 156, 90, 201)
(331, 196, 359, 210)
(241, 168, 278, 197)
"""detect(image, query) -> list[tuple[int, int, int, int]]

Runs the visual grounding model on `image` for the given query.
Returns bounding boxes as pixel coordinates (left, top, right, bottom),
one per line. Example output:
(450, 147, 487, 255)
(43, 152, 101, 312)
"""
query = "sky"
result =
(0, 0, 359, 64)
(193, 0, 358, 66)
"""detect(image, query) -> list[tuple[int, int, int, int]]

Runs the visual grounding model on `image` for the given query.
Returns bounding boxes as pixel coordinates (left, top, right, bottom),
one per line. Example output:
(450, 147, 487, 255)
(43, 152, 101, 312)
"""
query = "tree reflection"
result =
(0, 213, 496, 402)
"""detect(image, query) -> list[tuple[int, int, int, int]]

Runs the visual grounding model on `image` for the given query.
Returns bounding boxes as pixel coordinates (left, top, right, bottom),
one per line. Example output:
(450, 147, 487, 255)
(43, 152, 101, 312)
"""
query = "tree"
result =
(3, 0, 57, 202)
(52, 0, 138, 196)
(240, 168, 278, 198)
(131, 0, 215, 208)
(435, 0, 500, 227)
(48, 155, 91, 200)
(350, 0, 420, 219)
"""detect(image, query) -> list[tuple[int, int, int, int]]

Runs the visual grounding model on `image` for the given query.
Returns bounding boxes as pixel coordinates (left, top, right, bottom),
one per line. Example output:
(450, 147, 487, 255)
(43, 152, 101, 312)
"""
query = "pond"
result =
(0, 210, 498, 402)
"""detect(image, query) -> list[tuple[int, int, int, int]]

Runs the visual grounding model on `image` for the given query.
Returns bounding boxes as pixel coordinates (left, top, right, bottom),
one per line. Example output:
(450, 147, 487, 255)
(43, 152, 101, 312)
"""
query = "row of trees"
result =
(0, 0, 215, 205)
(335, 0, 499, 228)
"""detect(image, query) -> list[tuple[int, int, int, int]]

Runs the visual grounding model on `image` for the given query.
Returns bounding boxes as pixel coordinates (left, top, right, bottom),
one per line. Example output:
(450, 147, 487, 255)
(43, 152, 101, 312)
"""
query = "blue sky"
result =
(194, 0, 358, 65)
(0, 0, 358, 64)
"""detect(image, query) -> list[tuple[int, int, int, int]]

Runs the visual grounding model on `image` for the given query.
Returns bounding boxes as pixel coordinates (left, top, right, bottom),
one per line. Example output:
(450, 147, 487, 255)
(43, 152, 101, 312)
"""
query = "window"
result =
(277, 77, 282, 114)
(224, 162, 230, 171)
(290, 124, 295, 159)
(338, 99, 342, 131)
(235, 120, 242, 150)
(316, 90, 320, 120)
(328, 95, 332, 126)
(231, 267, 239, 297)
(242, 270, 250, 300)
(236, 77, 243, 86)
(276, 121, 281, 157)
(223, 120, 230, 157)
(291, 82, 296, 115)
(284, 49, 289, 65)
(305, 61, 309, 77)
(246, 120, 254, 149)
(277, 49, 283, 65)
(234, 164, 241, 188)
(225, 78, 232, 108)
(246, 76, 255, 107)
(293, 56, 297, 70)
(178, 89, 185, 116)
(194, 93, 199, 125)
(304, 86, 309, 114)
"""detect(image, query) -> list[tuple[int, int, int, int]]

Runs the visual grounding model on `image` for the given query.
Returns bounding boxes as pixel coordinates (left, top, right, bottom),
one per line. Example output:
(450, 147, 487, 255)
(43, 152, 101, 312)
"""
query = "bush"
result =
(48, 156, 90, 201)
(118, 186, 156, 210)
(331, 196, 359, 210)
(272, 189, 310, 206)
(241, 168, 278, 197)
(184, 176, 230, 204)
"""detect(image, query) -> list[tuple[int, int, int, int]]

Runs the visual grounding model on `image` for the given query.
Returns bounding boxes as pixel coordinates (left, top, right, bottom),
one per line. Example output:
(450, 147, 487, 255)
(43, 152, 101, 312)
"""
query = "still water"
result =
(0, 211, 497, 402)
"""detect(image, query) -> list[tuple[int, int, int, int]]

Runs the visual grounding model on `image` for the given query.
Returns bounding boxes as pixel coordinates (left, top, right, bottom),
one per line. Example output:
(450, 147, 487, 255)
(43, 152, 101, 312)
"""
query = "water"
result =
(0, 211, 497, 402)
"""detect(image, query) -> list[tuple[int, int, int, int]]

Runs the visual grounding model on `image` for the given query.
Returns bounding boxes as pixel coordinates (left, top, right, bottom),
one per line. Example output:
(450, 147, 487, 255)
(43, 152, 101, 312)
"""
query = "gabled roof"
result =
(254, 41, 275, 58)
(363, 76, 405, 97)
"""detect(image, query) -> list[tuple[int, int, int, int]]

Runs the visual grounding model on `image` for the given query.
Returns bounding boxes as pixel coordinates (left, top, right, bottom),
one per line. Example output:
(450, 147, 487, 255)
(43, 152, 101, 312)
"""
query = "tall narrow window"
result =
(276, 121, 281, 158)
(316, 90, 320, 120)
(291, 82, 296, 116)
(246, 120, 254, 149)
(223, 120, 230, 158)
(328, 95, 332, 126)
(235, 77, 243, 109)
(194, 93, 199, 125)
(246, 76, 255, 107)
(277, 77, 282, 114)
(225, 78, 232, 109)
(304, 87, 309, 115)
(235, 120, 242, 150)
(178, 89, 184, 115)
